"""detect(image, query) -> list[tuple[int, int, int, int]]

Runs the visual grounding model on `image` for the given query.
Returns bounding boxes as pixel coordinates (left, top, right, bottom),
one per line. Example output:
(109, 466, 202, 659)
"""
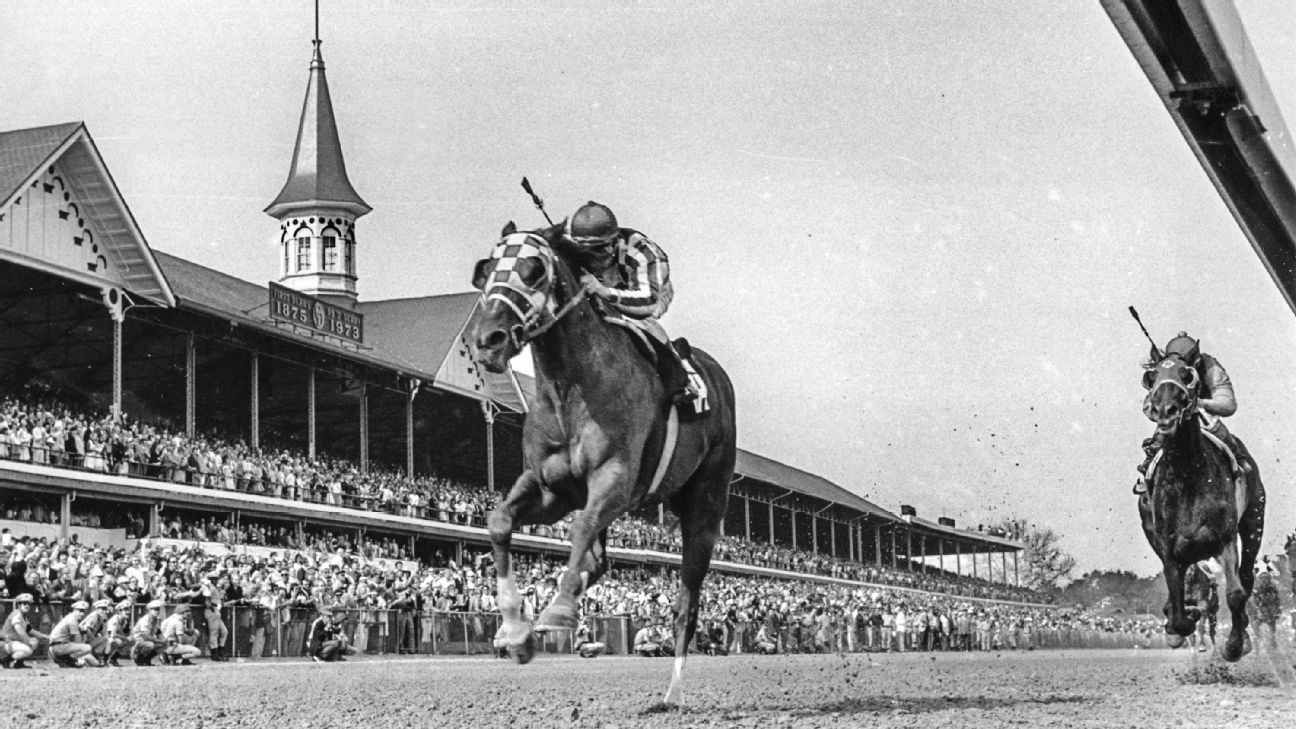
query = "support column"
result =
(789, 505, 797, 551)
(1002, 551, 1009, 586)
(185, 333, 196, 438)
(307, 368, 317, 459)
(920, 534, 927, 574)
(768, 501, 775, 546)
(938, 538, 945, 575)
(972, 550, 978, 580)
(889, 528, 897, 569)
(743, 496, 751, 541)
(874, 527, 881, 565)
(250, 354, 260, 449)
(483, 401, 495, 493)
(905, 528, 913, 571)
(830, 519, 837, 558)
(406, 381, 419, 478)
(60, 493, 72, 540)
(112, 318, 123, 420)
(149, 504, 160, 537)
(1014, 551, 1020, 587)
(359, 384, 369, 473)
(956, 541, 962, 577)
(810, 514, 817, 555)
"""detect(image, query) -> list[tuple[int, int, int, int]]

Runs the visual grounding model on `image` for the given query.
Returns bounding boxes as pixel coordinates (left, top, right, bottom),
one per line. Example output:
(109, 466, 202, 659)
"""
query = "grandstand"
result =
(0, 31, 1030, 622)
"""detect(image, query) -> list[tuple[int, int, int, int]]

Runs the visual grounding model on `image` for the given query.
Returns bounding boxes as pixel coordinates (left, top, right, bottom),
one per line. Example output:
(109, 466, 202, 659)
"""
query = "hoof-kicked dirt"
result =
(3, 649, 1294, 728)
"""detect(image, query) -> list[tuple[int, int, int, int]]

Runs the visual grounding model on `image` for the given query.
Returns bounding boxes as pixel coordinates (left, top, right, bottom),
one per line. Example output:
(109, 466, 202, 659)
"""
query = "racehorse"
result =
(469, 221, 737, 705)
(1139, 355, 1265, 661)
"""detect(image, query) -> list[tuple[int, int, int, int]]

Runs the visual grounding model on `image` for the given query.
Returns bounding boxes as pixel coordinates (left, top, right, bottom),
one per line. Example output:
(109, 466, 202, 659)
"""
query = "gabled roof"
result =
(360, 293, 481, 378)
(0, 123, 175, 306)
(265, 43, 370, 218)
(735, 449, 899, 522)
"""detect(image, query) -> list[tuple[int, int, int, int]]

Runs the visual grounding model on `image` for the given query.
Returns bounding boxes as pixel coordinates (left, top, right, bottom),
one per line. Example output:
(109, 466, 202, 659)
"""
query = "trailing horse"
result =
(1184, 560, 1219, 651)
(1139, 355, 1264, 661)
(469, 222, 737, 705)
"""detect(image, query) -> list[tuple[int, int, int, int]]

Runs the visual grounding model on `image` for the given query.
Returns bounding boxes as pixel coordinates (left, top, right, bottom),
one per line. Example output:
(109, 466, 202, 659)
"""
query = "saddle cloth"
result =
(602, 316, 710, 415)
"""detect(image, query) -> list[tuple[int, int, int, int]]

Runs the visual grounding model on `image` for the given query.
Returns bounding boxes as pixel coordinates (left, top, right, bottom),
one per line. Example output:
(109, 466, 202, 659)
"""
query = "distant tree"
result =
(1058, 569, 1165, 614)
(994, 517, 1077, 593)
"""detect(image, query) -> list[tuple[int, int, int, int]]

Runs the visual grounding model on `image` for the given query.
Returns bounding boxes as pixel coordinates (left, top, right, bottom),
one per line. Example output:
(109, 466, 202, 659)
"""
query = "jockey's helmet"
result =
(567, 201, 620, 250)
(1164, 332, 1200, 364)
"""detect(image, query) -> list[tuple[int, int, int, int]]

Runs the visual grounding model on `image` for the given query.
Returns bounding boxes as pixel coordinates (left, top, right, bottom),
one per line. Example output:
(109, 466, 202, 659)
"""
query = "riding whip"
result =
(520, 177, 554, 226)
(1128, 306, 1162, 360)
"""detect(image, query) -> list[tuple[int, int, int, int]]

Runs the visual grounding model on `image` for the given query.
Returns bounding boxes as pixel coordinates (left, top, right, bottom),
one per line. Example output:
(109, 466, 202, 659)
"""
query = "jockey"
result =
(565, 201, 701, 407)
(1136, 332, 1237, 492)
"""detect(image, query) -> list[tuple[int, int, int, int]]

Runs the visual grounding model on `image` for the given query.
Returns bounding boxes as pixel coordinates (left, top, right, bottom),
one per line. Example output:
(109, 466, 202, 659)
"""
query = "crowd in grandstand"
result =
(0, 519, 1157, 668)
(1, 393, 1042, 606)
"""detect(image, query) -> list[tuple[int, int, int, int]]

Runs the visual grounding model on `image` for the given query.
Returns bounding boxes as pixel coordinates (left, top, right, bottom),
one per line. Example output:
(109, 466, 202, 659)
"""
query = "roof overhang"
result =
(0, 124, 176, 307)
(1104, 0, 1296, 314)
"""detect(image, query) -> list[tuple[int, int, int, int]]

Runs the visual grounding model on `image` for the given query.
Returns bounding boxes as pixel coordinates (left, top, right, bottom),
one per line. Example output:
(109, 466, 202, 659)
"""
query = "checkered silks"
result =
(481, 233, 557, 329)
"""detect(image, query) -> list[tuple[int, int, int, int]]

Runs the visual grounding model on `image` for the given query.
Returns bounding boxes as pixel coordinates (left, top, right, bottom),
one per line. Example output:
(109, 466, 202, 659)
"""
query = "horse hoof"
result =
(1166, 635, 1186, 649)
(511, 632, 537, 665)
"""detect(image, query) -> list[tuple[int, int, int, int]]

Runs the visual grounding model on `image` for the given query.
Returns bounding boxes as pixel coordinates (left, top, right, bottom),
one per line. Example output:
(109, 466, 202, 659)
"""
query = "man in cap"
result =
(1135, 332, 1241, 494)
(80, 599, 113, 666)
(130, 599, 165, 666)
(307, 605, 355, 662)
(160, 603, 200, 665)
(49, 601, 99, 667)
(1, 594, 47, 669)
(200, 570, 230, 661)
(103, 600, 134, 667)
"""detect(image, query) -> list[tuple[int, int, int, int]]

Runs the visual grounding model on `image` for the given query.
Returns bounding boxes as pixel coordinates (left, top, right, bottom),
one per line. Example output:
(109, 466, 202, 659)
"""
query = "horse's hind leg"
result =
(663, 471, 729, 706)
(1217, 540, 1250, 662)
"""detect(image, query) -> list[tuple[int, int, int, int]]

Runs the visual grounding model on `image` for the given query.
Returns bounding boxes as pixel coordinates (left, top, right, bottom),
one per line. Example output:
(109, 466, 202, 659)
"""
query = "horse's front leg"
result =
(1217, 540, 1251, 662)
(489, 468, 563, 664)
(1161, 559, 1193, 648)
(535, 463, 630, 632)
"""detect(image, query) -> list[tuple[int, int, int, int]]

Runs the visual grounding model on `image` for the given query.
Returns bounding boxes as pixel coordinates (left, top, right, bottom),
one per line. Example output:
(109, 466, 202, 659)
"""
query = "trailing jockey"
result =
(1135, 331, 1241, 494)
(564, 201, 705, 412)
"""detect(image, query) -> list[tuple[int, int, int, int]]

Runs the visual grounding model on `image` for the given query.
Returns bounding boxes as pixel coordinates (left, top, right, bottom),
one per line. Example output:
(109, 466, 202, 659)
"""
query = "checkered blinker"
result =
(476, 233, 556, 331)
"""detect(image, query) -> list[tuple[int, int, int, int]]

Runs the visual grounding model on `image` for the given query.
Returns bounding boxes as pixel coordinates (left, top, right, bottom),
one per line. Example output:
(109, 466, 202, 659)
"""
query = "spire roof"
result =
(265, 41, 371, 219)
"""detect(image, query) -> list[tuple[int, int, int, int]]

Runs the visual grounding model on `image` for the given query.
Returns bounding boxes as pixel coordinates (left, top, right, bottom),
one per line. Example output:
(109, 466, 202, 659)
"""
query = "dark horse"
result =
(1139, 355, 1264, 661)
(469, 222, 737, 704)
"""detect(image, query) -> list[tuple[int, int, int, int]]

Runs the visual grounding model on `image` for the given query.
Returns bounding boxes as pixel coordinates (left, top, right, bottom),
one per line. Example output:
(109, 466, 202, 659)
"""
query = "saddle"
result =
(1143, 418, 1248, 513)
(602, 315, 710, 416)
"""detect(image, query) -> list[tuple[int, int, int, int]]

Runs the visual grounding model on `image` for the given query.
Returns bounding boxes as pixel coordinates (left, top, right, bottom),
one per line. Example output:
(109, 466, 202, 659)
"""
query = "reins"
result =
(520, 287, 588, 342)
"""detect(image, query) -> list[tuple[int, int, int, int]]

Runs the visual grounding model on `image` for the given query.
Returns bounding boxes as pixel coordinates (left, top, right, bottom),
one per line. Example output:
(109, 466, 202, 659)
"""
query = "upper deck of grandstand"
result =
(1, 118, 1030, 604)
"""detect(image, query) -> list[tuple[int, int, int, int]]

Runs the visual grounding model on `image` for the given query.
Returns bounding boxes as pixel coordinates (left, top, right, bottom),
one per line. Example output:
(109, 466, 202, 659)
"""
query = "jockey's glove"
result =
(580, 274, 618, 303)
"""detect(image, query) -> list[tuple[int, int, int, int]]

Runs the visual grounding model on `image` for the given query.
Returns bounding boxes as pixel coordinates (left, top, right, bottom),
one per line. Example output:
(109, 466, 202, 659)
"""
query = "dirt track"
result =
(2, 648, 1293, 729)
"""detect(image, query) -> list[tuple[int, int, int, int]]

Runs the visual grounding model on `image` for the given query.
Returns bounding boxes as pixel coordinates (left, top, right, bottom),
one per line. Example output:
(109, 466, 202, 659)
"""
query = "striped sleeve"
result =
(611, 233, 672, 318)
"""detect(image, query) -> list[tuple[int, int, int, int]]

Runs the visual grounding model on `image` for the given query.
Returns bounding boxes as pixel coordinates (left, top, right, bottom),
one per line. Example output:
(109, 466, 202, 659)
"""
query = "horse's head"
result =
(469, 222, 579, 372)
(1141, 355, 1200, 436)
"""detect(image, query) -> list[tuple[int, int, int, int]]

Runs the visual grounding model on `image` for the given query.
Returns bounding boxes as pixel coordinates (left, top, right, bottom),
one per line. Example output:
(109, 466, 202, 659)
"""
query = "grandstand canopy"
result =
(0, 122, 175, 307)
(734, 449, 898, 522)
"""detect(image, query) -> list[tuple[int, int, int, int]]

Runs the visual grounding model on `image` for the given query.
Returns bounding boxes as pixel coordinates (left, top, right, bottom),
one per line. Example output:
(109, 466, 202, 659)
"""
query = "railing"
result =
(1, 599, 1159, 662)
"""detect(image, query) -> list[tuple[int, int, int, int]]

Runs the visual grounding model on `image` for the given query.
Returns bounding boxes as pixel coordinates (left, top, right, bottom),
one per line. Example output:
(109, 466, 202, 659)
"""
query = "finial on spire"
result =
(314, 0, 320, 45)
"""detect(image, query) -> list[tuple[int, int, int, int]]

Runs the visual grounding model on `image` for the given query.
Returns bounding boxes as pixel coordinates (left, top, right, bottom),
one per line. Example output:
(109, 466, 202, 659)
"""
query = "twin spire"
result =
(265, 12, 369, 308)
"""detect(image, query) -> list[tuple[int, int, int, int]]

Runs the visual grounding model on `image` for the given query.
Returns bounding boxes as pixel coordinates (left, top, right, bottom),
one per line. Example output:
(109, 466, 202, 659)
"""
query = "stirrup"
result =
(1132, 479, 1147, 495)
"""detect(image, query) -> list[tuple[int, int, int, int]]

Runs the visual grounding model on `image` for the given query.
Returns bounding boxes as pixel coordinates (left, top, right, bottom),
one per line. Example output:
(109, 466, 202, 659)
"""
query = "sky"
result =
(3, 1, 1295, 578)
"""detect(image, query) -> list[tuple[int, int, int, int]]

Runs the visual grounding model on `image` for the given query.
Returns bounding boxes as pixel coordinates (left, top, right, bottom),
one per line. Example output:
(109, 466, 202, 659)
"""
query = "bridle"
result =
(1142, 356, 1201, 428)
(478, 232, 588, 349)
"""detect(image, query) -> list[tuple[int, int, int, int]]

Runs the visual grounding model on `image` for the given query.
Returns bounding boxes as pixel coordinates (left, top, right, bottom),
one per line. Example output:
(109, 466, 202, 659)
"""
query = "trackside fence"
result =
(0, 600, 1163, 659)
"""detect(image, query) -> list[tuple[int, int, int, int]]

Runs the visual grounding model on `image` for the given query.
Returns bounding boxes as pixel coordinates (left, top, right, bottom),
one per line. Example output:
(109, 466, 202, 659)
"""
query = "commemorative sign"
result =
(268, 282, 363, 344)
